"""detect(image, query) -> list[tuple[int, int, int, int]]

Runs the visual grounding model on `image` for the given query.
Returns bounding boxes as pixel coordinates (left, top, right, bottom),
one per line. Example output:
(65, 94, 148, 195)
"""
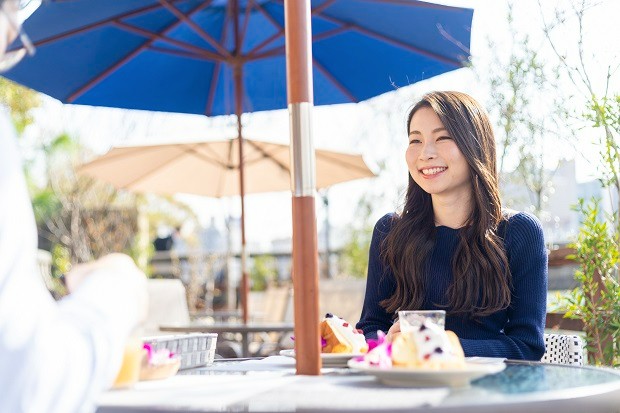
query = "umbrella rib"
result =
(273, 0, 462, 13)
(147, 45, 212, 61)
(254, 1, 283, 29)
(356, 0, 466, 12)
(223, 138, 236, 197)
(205, 1, 232, 116)
(245, 140, 289, 173)
(250, 1, 360, 58)
(243, 1, 285, 57)
(316, 150, 375, 175)
(271, 0, 469, 67)
(204, 60, 223, 116)
(158, 0, 232, 59)
(66, 2, 210, 103)
(80, 145, 190, 189)
(122, 144, 226, 191)
(80, 141, 209, 172)
(192, 139, 234, 198)
(238, 0, 254, 54)
(310, 0, 337, 15)
(30, 0, 186, 48)
(79, 143, 217, 173)
(114, 21, 225, 62)
(312, 57, 358, 102)
(121, 149, 195, 190)
(246, 0, 313, 58)
(313, 11, 465, 67)
(248, 45, 284, 60)
(78, 146, 155, 172)
(181, 145, 229, 169)
(312, 26, 348, 43)
(245, 30, 284, 58)
(245, 13, 463, 69)
(248, 18, 346, 60)
(226, 138, 235, 167)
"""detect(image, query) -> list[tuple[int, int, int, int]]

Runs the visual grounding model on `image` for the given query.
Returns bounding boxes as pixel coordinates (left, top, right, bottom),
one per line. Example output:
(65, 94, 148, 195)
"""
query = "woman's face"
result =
(406, 106, 472, 201)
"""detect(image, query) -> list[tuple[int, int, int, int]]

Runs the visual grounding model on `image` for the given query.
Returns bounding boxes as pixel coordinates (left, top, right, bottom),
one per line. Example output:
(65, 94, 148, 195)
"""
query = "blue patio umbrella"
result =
(8, 0, 472, 115)
(5, 0, 473, 323)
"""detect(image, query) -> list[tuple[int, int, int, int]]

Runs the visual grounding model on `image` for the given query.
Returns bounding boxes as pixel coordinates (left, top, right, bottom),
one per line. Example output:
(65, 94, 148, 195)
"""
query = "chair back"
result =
(318, 279, 366, 324)
(143, 279, 191, 335)
(252, 286, 292, 323)
(541, 333, 585, 366)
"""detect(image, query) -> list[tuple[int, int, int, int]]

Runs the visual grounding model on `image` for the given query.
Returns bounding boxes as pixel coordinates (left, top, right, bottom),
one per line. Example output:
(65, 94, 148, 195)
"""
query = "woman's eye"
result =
(437, 136, 452, 141)
(409, 139, 421, 144)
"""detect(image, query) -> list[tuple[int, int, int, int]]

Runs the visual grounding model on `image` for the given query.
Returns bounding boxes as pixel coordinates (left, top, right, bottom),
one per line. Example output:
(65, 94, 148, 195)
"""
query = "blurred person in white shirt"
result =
(0, 1, 148, 412)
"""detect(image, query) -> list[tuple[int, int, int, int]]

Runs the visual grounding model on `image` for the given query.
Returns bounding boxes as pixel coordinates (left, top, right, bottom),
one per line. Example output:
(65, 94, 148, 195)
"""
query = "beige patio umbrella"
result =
(79, 137, 375, 326)
(79, 138, 374, 197)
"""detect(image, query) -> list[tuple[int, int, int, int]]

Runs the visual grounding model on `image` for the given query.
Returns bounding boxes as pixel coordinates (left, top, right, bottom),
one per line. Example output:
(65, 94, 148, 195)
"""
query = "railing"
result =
(545, 312, 584, 331)
(546, 247, 584, 331)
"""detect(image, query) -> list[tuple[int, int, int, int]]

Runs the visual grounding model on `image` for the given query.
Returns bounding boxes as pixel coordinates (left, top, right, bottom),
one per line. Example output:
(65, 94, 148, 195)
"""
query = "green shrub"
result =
(564, 199, 620, 366)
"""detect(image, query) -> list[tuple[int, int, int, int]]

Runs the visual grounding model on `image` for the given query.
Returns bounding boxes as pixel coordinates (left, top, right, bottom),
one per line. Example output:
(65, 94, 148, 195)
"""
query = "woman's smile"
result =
(419, 166, 448, 177)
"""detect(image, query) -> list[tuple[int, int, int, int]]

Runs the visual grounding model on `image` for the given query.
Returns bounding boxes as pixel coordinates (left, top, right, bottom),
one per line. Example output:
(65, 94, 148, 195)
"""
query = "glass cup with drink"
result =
(398, 310, 446, 332)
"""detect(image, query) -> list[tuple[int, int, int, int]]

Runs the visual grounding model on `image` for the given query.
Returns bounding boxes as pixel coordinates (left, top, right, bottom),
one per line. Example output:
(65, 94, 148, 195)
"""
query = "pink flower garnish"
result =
(143, 343, 175, 364)
(367, 330, 386, 352)
(363, 331, 392, 368)
(143, 343, 153, 362)
(290, 335, 327, 348)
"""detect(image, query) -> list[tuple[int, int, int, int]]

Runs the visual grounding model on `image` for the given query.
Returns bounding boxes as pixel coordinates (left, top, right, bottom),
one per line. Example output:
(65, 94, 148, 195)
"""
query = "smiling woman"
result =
(406, 106, 472, 211)
(357, 91, 548, 361)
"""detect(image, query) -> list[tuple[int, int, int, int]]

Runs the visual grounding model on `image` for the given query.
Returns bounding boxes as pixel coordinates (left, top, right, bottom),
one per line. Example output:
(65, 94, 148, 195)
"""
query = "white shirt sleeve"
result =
(0, 110, 142, 413)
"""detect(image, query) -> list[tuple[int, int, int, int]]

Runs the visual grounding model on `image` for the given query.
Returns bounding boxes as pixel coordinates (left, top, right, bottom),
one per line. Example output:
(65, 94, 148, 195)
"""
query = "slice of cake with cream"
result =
(360, 319, 465, 369)
(391, 320, 465, 369)
(320, 313, 369, 354)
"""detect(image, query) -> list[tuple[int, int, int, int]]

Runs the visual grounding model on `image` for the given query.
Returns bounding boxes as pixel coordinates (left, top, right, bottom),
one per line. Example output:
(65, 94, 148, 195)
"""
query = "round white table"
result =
(97, 358, 620, 413)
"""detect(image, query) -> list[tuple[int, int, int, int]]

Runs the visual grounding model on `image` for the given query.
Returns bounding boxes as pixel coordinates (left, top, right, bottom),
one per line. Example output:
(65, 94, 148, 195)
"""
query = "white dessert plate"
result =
(279, 349, 363, 367)
(347, 358, 506, 387)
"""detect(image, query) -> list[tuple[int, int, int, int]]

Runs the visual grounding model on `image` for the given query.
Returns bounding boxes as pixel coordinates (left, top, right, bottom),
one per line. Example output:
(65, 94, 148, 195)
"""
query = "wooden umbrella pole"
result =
(233, 0, 249, 325)
(237, 97, 249, 325)
(284, 0, 321, 375)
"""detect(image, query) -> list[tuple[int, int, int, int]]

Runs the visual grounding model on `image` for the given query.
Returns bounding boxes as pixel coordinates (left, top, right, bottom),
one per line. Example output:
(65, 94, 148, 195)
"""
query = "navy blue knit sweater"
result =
(356, 211, 547, 360)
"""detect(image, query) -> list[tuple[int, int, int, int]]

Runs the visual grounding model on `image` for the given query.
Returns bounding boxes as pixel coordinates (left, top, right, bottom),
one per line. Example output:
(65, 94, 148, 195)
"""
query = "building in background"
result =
(501, 159, 618, 247)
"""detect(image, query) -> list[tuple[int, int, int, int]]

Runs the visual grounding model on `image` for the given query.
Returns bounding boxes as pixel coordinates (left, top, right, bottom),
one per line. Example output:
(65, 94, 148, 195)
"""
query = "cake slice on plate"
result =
(320, 313, 368, 354)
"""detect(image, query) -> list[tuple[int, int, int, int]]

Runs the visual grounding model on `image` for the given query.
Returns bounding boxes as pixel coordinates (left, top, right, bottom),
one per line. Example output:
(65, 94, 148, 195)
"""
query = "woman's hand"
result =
(64, 253, 141, 293)
(64, 253, 148, 323)
(386, 320, 401, 342)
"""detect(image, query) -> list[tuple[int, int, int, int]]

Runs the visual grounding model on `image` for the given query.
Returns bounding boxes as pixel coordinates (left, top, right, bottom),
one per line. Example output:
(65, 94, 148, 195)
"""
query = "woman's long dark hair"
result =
(381, 91, 511, 318)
